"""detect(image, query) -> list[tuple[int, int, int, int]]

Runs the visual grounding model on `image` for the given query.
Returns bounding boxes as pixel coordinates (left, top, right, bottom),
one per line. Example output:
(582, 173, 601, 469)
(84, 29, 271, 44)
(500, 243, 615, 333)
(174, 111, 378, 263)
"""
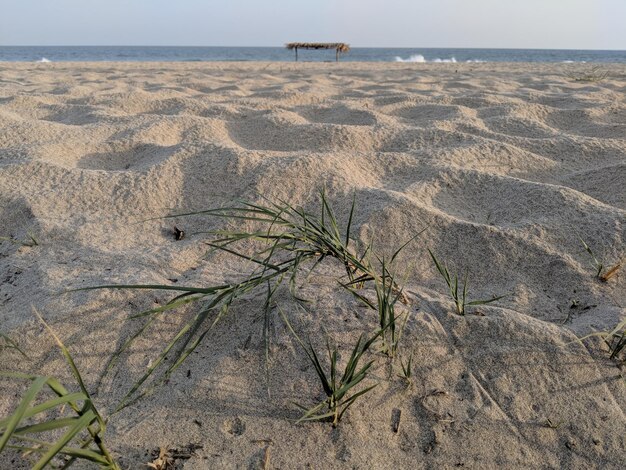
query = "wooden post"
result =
(295, 47, 298, 62)
(336, 48, 339, 62)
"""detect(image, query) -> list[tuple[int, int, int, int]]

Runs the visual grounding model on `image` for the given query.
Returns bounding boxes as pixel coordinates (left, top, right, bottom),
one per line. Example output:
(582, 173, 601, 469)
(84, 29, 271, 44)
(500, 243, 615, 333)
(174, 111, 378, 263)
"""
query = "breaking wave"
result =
(394, 54, 484, 63)
(395, 54, 427, 63)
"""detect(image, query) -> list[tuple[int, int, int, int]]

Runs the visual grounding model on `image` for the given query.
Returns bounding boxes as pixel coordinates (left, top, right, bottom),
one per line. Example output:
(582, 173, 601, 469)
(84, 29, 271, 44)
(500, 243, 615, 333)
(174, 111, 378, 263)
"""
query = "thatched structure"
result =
(285, 43, 350, 62)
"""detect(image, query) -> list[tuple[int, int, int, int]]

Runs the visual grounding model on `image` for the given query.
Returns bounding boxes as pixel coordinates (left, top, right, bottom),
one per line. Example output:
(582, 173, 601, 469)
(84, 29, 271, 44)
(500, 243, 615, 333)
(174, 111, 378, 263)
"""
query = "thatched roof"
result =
(285, 43, 350, 53)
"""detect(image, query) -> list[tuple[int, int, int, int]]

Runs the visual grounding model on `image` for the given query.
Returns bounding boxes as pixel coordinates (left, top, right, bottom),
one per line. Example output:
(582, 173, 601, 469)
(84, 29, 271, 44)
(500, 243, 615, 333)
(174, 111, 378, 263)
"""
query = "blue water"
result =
(1, 46, 625, 63)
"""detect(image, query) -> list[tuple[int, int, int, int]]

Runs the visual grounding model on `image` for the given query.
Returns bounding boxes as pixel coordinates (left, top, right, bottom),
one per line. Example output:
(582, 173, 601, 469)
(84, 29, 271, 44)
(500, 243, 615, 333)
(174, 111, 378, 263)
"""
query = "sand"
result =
(0, 61, 625, 469)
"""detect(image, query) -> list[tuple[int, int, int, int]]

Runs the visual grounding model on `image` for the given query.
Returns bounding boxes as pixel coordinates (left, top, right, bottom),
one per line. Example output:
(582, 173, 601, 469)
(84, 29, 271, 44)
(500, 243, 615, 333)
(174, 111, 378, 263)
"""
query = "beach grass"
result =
(0, 313, 119, 469)
(578, 235, 623, 282)
(607, 322, 626, 360)
(578, 235, 604, 279)
(342, 255, 412, 357)
(72, 190, 417, 411)
(280, 308, 383, 427)
(428, 249, 503, 315)
(0, 231, 38, 247)
(581, 318, 626, 361)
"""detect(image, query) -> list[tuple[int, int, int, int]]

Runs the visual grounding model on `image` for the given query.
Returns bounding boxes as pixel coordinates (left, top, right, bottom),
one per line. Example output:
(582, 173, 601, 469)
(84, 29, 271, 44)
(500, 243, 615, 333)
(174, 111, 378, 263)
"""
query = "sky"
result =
(1, 0, 624, 50)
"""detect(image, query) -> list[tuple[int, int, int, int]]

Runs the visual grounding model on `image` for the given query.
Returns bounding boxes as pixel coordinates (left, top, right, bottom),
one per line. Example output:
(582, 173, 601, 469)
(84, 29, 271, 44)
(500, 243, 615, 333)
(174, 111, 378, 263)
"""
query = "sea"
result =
(1, 46, 625, 63)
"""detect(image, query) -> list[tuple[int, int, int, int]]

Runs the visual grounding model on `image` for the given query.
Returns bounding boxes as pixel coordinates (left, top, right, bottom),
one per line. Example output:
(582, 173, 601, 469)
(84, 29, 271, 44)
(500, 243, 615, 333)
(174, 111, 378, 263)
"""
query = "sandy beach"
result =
(1, 61, 625, 468)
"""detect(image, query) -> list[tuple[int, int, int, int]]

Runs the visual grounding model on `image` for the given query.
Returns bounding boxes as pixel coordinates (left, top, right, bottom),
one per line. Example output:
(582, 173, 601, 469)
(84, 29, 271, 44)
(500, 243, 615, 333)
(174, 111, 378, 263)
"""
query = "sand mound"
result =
(0, 62, 624, 468)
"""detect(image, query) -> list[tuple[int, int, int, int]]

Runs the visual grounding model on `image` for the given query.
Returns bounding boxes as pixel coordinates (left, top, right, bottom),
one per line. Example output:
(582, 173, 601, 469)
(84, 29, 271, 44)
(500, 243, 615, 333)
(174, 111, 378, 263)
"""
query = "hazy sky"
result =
(1, 0, 624, 50)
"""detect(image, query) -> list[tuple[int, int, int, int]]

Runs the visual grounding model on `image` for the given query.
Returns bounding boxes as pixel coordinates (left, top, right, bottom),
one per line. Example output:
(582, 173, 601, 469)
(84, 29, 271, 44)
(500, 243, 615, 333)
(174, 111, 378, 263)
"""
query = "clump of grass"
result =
(280, 309, 383, 427)
(581, 318, 626, 361)
(74, 191, 418, 410)
(428, 249, 503, 315)
(566, 66, 609, 82)
(579, 235, 604, 279)
(0, 314, 119, 469)
(0, 230, 38, 247)
(343, 256, 411, 357)
(578, 236, 622, 282)
(372, 267, 406, 357)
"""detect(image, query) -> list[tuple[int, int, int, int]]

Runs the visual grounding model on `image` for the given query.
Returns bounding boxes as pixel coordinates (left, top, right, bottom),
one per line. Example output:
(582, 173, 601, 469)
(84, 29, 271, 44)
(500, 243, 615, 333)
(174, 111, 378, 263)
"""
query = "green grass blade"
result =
(390, 230, 425, 264)
(337, 383, 378, 421)
(296, 410, 336, 423)
(334, 372, 368, 402)
(340, 335, 365, 384)
(69, 283, 224, 295)
(7, 441, 109, 466)
(336, 361, 374, 399)
(345, 192, 356, 246)
(296, 398, 327, 415)
(36, 312, 101, 424)
(308, 343, 332, 396)
(329, 341, 337, 391)
(14, 417, 83, 435)
(466, 295, 506, 306)
(320, 189, 342, 243)
(0, 333, 28, 358)
(206, 242, 283, 271)
(263, 278, 283, 396)
(577, 234, 603, 276)
(0, 392, 86, 430)
(462, 270, 469, 314)
(113, 311, 202, 411)
(0, 376, 49, 452)
(129, 293, 206, 319)
(340, 273, 375, 287)
(0, 371, 39, 381)
(31, 410, 97, 470)
(428, 250, 448, 285)
(341, 283, 376, 309)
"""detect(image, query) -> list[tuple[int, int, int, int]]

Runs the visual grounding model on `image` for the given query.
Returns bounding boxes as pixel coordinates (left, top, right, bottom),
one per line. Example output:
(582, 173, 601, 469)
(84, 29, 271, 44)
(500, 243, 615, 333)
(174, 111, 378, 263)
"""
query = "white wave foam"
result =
(38, 57, 51, 63)
(395, 54, 482, 63)
(395, 54, 426, 63)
